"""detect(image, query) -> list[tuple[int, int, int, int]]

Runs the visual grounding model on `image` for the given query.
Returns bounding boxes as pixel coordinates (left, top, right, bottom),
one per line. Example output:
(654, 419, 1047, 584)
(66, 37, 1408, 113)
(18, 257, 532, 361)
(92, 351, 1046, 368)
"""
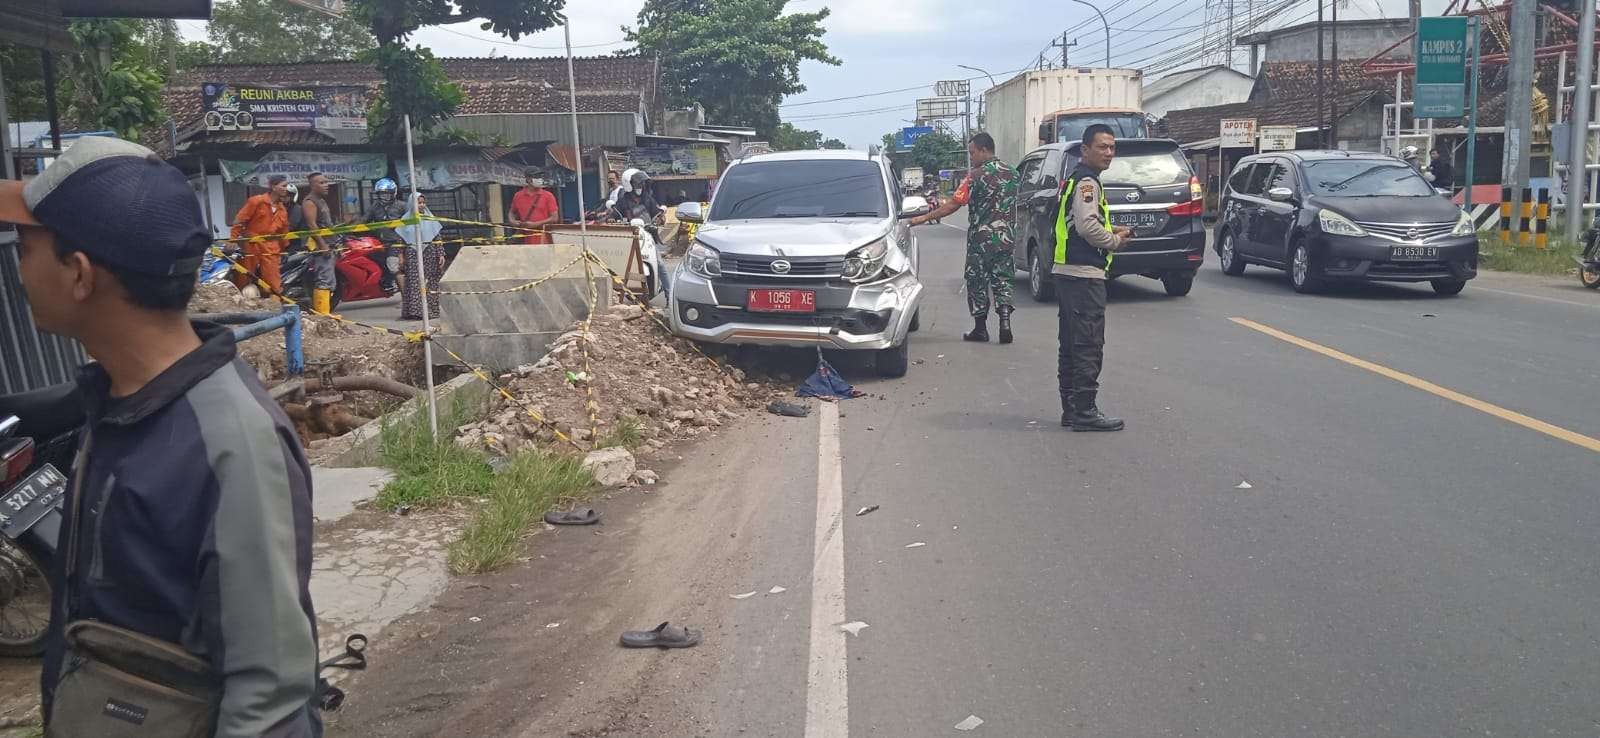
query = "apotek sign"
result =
(1219, 118, 1257, 148)
(1414, 17, 1468, 118)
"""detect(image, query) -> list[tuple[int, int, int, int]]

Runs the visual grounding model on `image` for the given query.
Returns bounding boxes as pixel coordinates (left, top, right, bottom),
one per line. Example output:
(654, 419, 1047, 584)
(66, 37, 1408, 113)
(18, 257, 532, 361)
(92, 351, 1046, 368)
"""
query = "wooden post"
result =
(487, 184, 506, 241)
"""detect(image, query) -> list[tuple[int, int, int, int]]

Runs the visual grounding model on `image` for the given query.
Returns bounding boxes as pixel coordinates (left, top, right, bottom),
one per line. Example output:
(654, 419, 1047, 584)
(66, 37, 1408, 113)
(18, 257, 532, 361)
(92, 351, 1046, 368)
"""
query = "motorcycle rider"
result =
(360, 177, 408, 294)
(612, 168, 664, 224)
(0, 137, 320, 736)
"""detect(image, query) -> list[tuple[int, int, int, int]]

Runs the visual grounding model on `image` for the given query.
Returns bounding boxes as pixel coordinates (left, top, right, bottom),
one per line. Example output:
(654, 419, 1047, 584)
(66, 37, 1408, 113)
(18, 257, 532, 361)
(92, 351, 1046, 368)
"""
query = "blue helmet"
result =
(374, 177, 397, 193)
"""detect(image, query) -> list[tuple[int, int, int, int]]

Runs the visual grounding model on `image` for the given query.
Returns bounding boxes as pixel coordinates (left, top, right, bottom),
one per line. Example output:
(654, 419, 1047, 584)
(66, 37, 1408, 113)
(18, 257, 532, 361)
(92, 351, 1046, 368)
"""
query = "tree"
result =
(770, 122, 822, 151)
(626, 0, 839, 137)
(821, 138, 847, 150)
(208, 0, 374, 63)
(61, 20, 166, 140)
(907, 130, 965, 175)
(345, 0, 567, 140)
(0, 45, 47, 123)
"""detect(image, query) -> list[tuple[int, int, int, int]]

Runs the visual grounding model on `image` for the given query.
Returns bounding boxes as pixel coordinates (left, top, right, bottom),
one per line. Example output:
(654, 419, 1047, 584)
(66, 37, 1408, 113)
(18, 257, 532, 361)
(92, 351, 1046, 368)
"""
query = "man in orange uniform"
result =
(229, 174, 291, 292)
(509, 169, 560, 244)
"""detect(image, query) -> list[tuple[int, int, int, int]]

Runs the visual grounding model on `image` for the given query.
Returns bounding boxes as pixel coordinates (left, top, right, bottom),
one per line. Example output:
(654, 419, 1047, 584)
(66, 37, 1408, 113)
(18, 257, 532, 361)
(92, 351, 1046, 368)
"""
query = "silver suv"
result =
(668, 150, 926, 377)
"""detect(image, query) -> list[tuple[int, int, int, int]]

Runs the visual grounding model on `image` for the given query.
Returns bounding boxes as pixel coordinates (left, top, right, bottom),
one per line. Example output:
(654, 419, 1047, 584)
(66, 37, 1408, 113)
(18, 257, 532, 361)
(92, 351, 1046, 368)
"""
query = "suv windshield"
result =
(1303, 160, 1436, 197)
(1100, 144, 1190, 187)
(710, 160, 888, 220)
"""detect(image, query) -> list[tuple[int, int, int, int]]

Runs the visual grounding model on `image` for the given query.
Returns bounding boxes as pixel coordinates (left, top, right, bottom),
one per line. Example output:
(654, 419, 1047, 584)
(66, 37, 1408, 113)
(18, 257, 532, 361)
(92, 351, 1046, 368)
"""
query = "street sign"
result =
(897, 126, 935, 149)
(1259, 125, 1298, 151)
(1415, 16, 1468, 118)
(935, 80, 971, 98)
(1219, 118, 1257, 148)
(916, 97, 960, 120)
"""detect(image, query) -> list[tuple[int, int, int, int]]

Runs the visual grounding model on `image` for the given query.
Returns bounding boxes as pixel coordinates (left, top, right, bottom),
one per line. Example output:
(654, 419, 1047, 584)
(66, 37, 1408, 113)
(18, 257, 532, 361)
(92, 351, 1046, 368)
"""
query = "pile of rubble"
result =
(455, 303, 785, 459)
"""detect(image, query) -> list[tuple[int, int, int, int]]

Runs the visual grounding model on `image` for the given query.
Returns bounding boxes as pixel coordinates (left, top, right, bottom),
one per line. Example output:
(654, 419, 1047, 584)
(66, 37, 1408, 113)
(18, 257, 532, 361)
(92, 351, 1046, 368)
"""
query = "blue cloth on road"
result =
(797, 357, 862, 399)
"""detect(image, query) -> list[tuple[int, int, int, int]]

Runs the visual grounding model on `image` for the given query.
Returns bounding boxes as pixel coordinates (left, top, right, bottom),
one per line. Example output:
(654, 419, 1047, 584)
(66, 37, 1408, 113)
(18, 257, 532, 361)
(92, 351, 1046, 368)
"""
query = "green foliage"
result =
(360, 44, 465, 142)
(626, 0, 840, 135)
(821, 138, 847, 150)
(208, 0, 374, 63)
(62, 20, 167, 139)
(907, 130, 965, 175)
(0, 45, 47, 123)
(770, 122, 823, 151)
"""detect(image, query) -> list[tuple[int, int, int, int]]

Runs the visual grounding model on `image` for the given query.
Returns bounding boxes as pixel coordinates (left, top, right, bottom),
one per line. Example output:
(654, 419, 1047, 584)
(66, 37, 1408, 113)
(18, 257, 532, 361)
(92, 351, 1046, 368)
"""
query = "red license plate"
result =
(747, 288, 816, 313)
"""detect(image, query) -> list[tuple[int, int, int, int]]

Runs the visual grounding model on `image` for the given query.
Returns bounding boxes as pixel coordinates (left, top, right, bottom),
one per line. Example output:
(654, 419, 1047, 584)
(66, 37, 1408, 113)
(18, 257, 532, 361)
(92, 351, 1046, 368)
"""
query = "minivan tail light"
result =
(1189, 175, 1203, 201)
(1167, 199, 1204, 217)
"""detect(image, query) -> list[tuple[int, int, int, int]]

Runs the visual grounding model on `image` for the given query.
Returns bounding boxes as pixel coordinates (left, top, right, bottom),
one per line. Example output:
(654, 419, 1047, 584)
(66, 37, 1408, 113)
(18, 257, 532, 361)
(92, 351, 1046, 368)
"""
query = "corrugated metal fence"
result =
(1, 232, 86, 394)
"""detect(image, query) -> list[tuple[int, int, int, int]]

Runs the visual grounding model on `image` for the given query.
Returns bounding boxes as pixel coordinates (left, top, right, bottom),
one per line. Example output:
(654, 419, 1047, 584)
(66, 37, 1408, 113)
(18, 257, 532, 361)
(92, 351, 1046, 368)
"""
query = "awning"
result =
(546, 143, 581, 172)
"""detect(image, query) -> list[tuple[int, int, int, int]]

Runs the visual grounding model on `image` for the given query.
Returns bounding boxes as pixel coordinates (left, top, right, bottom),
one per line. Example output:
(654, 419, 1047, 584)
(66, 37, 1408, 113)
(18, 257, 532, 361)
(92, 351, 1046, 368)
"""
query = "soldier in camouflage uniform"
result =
(910, 132, 1020, 343)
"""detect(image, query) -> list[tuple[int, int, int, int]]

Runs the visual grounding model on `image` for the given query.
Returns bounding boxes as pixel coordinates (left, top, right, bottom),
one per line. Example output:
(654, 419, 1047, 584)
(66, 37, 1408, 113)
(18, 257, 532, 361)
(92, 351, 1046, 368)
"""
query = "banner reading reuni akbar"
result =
(202, 82, 369, 132)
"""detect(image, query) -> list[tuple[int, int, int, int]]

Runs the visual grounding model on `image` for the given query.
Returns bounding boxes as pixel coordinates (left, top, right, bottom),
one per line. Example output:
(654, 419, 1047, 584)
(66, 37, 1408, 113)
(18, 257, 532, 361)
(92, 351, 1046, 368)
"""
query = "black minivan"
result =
(1009, 138, 1206, 299)
(1215, 150, 1478, 295)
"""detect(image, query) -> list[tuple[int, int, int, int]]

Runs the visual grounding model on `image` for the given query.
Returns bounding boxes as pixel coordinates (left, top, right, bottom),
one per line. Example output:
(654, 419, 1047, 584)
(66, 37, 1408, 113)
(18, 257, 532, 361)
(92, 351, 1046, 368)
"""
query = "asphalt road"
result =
(336, 213, 1600, 737)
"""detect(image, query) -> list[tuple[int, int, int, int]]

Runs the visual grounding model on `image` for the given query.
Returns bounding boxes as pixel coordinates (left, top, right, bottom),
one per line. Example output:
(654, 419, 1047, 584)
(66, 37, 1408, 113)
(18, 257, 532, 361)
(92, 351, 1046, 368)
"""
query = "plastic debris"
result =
(905, 542, 926, 548)
(955, 715, 985, 731)
(768, 586, 787, 594)
(1236, 481, 1253, 489)
(468, 616, 482, 623)
(731, 591, 757, 600)
(545, 622, 561, 629)
(856, 505, 880, 517)
(838, 621, 869, 636)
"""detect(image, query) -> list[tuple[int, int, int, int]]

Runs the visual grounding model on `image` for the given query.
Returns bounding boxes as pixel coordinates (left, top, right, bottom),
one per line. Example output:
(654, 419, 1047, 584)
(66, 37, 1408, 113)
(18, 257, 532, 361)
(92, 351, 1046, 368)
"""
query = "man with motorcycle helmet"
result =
(361, 177, 409, 294)
(612, 168, 664, 224)
(0, 137, 321, 736)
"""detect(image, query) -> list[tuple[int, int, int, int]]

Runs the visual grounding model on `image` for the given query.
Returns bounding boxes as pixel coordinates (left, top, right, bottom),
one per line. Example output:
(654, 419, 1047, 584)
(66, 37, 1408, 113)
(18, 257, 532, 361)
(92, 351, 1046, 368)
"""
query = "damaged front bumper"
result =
(666, 269, 922, 350)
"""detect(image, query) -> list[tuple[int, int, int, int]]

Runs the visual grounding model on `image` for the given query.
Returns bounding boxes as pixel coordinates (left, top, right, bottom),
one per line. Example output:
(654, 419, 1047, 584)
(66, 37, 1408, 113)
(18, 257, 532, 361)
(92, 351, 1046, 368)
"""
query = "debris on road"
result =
(633, 469, 659, 485)
(730, 591, 757, 600)
(1236, 481, 1254, 489)
(543, 508, 601, 526)
(768, 400, 812, 417)
(954, 715, 985, 731)
(620, 621, 701, 649)
(856, 505, 880, 517)
(838, 621, 869, 636)
(581, 447, 637, 487)
(768, 586, 787, 594)
(468, 616, 482, 623)
(905, 542, 926, 548)
(797, 356, 864, 400)
(545, 622, 561, 629)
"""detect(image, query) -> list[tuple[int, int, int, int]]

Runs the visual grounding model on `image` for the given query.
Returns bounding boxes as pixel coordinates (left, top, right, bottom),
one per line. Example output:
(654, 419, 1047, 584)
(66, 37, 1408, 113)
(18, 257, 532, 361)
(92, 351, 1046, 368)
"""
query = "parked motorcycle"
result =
(280, 236, 396, 310)
(0, 383, 83, 656)
(1579, 227, 1600, 289)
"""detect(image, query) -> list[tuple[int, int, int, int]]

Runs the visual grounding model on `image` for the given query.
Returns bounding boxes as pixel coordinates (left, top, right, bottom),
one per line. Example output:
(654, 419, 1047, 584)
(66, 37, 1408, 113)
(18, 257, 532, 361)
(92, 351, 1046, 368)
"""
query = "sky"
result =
(179, 0, 1459, 149)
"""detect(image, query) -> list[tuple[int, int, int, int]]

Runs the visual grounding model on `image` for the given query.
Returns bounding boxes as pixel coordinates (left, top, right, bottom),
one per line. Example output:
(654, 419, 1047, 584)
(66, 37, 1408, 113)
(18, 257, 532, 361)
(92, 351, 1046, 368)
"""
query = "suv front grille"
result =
(720, 255, 844, 279)
(1355, 221, 1456, 242)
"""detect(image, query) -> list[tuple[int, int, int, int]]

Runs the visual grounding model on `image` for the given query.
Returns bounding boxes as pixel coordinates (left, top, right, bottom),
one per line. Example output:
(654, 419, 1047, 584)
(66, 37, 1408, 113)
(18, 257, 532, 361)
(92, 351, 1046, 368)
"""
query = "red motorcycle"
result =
(281, 236, 397, 310)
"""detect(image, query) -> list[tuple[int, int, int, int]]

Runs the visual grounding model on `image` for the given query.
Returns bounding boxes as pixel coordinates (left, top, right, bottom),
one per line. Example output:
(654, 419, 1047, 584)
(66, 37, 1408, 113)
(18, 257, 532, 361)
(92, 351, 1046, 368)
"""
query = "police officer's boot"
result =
(1067, 392, 1124, 432)
(963, 316, 989, 342)
(997, 305, 1014, 344)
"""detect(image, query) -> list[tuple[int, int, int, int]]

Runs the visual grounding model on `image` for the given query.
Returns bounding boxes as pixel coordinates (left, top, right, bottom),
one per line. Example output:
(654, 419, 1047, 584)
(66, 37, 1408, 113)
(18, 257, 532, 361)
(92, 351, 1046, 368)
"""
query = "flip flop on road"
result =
(544, 508, 601, 526)
(767, 400, 811, 417)
(620, 621, 702, 649)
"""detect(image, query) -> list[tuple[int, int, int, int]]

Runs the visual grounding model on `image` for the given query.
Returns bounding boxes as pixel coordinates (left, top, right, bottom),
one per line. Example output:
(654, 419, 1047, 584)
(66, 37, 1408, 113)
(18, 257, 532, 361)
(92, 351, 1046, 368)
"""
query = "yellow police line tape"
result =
(215, 212, 556, 246)
(207, 245, 588, 451)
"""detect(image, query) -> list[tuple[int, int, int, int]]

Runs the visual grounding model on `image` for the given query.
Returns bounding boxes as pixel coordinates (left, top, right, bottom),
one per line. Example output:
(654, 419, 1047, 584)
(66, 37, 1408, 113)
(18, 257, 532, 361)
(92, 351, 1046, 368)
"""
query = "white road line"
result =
(804, 402, 849, 738)
(1471, 284, 1600, 310)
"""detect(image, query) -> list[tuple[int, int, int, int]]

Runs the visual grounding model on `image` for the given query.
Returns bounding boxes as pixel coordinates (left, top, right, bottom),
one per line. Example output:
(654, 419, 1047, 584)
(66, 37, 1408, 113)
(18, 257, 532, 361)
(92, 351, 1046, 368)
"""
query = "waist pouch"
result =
(47, 620, 219, 738)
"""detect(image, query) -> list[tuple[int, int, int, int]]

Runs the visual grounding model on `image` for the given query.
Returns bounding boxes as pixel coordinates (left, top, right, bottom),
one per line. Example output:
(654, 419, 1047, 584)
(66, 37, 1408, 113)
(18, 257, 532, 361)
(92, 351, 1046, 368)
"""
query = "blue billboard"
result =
(897, 126, 934, 150)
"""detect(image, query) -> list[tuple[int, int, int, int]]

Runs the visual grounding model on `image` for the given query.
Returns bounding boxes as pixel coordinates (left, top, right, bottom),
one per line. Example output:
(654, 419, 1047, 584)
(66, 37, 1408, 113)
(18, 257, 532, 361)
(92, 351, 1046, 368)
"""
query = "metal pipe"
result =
(39, 50, 59, 151)
(1466, 17, 1481, 212)
(401, 114, 438, 440)
(1566, 0, 1597, 239)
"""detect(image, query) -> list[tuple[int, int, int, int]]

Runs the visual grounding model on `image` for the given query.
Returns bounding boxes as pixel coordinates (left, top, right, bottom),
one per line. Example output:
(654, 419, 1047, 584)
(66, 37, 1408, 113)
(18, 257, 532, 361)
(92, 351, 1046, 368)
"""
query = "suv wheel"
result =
(876, 340, 910, 378)
(1289, 240, 1322, 294)
(1161, 270, 1195, 297)
(1218, 231, 1245, 275)
(908, 309, 921, 332)
(1430, 278, 1466, 296)
(1028, 245, 1056, 302)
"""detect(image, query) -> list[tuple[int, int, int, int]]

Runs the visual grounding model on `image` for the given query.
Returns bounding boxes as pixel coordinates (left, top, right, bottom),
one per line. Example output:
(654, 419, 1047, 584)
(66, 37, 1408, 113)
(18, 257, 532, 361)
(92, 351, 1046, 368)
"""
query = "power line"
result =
(780, 83, 936, 109)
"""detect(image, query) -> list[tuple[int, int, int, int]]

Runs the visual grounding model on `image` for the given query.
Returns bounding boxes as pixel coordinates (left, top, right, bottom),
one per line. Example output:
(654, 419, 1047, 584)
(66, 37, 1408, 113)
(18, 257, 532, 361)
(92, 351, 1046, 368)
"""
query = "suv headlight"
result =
(1317, 209, 1367, 237)
(1450, 209, 1475, 237)
(686, 241, 721, 279)
(841, 239, 889, 283)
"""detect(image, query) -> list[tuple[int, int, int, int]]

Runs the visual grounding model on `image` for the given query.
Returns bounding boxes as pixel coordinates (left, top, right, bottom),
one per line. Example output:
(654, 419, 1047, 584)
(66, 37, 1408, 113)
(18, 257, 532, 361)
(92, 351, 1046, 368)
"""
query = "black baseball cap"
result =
(0, 137, 210, 276)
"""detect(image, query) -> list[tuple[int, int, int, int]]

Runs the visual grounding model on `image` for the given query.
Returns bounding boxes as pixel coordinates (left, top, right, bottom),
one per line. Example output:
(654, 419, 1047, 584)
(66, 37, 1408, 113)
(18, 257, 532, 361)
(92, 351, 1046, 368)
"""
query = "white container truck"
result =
(900, 166, 924, 190)
(983, 68, 1147, 166)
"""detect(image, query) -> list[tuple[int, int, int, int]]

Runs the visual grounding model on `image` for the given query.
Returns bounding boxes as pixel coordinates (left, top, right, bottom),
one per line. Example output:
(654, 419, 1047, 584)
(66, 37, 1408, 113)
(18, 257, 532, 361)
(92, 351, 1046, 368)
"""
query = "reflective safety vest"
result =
(1054, 166, 1115, 272)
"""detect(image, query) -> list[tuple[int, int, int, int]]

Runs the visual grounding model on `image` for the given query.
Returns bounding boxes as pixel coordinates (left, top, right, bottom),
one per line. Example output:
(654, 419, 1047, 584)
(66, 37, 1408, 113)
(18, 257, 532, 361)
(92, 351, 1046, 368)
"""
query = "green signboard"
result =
(1414, 16, 1469, 118)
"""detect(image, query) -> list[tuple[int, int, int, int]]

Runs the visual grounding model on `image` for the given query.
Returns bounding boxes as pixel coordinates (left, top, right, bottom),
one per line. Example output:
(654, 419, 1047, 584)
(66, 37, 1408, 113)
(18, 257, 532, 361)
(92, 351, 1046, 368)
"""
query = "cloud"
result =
(818, 0, 955, 36)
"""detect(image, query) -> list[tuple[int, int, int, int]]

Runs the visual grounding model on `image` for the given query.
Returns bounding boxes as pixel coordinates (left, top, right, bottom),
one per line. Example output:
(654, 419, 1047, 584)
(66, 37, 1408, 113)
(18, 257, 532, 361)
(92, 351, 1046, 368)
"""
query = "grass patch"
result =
(1478, 235, 1582, 275)
(373, 394, 596, 574)
(595, 414, 645, 450)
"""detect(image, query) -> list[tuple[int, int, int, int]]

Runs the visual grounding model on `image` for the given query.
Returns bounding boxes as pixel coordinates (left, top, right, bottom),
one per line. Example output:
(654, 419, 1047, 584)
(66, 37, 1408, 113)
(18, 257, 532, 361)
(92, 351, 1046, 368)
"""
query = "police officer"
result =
(1054, 124, 1132, 431)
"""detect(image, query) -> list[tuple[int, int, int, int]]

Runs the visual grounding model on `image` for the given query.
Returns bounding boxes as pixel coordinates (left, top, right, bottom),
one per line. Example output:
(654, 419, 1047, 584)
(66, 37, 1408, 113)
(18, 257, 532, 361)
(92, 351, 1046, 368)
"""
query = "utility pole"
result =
(1330, 0, 1339, 147)
(1052, 33, 1079, 66)
(1409, 0, 1422, 20)
(1564, 0, 1596, 239)
(1505, 0, 1536, 237)
(1226, 0, 1235, 70)
(1317, 0, 1325, 148)
(963, 87, 972, 170)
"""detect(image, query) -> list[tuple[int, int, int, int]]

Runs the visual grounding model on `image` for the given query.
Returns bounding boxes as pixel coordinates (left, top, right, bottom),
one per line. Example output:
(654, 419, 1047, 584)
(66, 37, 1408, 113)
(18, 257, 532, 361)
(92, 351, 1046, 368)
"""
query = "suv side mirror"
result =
(1267, 187, 1295, 202)
(899, 195, 931, 218)
(676, 201, 704, 223)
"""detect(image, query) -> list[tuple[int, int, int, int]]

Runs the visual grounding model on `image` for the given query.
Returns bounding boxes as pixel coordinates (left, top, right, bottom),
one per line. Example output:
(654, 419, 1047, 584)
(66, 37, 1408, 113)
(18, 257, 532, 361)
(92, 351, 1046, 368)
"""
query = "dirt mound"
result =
(456, 304, 785, 458)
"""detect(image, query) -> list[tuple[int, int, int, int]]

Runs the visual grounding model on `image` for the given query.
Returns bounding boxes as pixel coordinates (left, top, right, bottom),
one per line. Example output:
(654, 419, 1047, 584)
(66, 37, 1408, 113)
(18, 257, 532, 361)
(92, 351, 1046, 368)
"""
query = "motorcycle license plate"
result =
(1391, 246, 1440, 261)
(748, 289, 816, 313)
(0, 464, 65, 540)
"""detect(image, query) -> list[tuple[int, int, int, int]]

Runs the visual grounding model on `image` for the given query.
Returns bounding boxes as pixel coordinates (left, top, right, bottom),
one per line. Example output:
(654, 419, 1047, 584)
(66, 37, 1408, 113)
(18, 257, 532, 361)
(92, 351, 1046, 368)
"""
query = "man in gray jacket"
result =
(1, 137, 321, 736)
(1052, 124, 1134, 431)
